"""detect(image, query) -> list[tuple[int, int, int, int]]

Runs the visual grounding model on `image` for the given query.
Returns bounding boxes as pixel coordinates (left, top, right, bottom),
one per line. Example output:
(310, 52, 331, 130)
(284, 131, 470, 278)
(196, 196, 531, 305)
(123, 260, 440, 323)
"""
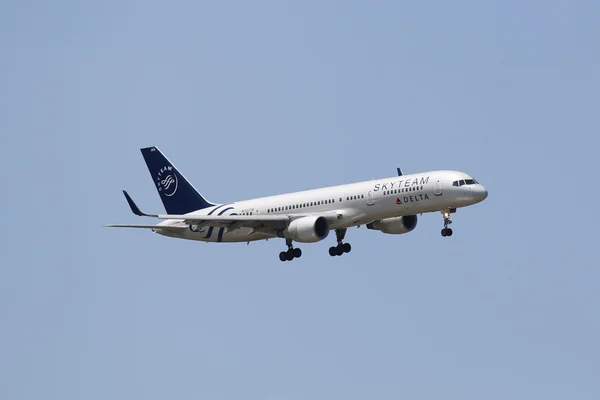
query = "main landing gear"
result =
(441, 209, 454, 237)
(329, 228, 351, 257)
(279, 239, 302, 262)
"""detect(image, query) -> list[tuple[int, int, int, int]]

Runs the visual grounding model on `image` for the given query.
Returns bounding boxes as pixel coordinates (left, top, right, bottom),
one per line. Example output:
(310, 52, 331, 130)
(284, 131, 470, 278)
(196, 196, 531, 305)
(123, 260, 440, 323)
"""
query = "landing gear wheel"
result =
(440, 210, 455, 238)
(280, 239, 301, 261)
(329, 228, 351, 257)
(441, 228, 454, 237)
(285, 249, 295, 261)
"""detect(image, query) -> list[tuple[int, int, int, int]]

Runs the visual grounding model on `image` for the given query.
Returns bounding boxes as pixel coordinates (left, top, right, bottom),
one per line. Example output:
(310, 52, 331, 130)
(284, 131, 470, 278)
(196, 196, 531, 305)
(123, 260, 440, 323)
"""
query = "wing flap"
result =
(178, 215, 290, 230)
(153, 211, 342, 230)
(105, 224, 186, 230)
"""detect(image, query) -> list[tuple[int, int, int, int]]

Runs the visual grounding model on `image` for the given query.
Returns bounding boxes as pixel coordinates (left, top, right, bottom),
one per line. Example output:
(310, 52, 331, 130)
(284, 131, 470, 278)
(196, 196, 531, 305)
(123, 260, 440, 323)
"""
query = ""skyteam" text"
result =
(373, 176, 429, 192)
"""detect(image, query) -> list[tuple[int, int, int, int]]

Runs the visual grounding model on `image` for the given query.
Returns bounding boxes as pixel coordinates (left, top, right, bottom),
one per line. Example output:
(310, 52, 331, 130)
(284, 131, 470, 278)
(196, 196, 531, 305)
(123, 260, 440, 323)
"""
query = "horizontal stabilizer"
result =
(122, 190, 158, 217)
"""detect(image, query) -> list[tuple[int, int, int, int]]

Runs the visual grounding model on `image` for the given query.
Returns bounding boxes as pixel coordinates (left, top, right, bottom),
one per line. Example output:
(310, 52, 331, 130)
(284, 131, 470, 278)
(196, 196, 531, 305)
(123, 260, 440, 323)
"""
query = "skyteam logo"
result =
(156, 166, 178, 197)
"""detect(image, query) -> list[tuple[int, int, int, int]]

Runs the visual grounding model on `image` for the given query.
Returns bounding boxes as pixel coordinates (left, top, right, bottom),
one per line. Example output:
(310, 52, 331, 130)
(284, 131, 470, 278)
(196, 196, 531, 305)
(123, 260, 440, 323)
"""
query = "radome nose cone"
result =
(479, 187, 488, 201)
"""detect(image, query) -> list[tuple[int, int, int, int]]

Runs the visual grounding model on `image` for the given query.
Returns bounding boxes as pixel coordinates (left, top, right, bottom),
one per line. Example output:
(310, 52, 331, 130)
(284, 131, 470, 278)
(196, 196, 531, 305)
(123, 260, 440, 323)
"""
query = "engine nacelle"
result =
(280, 216, 330, 243)
(366, 215, 418, 235)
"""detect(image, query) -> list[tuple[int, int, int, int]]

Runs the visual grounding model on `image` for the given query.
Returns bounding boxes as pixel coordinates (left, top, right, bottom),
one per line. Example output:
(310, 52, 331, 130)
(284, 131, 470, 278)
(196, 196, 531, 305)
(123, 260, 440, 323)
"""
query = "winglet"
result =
(397, 167, 403, 176)
(122, 190, 157, 217)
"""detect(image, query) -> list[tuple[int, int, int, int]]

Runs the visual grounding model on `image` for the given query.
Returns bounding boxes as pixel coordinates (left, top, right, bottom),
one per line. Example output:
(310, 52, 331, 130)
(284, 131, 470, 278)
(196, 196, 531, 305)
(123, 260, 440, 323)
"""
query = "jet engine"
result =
(366, 215, 418, 235)
(280, 216, 330, 243)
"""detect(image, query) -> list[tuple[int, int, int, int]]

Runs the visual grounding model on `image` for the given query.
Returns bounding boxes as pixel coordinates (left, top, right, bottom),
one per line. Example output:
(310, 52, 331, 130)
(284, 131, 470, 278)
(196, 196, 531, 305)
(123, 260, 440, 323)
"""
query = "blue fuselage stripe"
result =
(204, 205, 234, 240)
(208, 205, 226, 215)
(217, 212, 238, 242)
(203, 204, 228, 239)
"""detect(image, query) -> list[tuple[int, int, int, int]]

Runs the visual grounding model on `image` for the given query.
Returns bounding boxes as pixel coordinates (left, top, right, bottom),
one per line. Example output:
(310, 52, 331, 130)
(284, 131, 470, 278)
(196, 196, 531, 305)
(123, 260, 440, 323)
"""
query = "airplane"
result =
(107, 147, 488, 262)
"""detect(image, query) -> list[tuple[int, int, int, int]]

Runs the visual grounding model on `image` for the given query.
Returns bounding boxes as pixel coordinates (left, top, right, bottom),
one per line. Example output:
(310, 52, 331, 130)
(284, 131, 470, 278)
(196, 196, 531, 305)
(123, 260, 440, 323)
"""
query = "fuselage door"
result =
(434, 180, 443, 196)
(367, 190, 375, 206)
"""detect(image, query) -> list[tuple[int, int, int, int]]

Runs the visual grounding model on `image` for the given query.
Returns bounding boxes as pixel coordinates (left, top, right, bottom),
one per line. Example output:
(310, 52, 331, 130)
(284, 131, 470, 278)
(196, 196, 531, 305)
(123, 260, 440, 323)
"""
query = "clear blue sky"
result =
(1, 1, 598, 399)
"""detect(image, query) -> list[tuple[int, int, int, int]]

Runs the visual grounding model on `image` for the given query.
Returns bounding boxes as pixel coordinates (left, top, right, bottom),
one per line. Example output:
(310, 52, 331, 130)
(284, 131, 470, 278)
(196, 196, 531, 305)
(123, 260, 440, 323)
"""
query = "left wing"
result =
(108, 191, 343, 232)
(157, 214, 291, 230)
(109, 191, 290, 231)
(105, 224, 187, 230)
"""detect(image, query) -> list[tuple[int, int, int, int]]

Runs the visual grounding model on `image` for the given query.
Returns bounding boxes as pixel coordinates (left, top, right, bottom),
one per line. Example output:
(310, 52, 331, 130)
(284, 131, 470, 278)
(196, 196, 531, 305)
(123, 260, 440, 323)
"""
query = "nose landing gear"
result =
(441, 210, 454, 237)
(329, 228, 352, 256)
(279, 239, 302, 262)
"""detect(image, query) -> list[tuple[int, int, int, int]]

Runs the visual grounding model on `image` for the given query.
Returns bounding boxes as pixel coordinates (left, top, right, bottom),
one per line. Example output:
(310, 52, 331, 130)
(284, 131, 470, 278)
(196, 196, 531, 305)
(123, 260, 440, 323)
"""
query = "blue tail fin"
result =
(140, 147, 215, 214)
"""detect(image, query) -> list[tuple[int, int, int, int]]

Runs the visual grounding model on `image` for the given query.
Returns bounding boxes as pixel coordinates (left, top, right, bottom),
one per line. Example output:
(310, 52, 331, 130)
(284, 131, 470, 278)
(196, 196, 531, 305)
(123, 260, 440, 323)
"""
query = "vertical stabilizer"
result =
(140, 147, 215, 214)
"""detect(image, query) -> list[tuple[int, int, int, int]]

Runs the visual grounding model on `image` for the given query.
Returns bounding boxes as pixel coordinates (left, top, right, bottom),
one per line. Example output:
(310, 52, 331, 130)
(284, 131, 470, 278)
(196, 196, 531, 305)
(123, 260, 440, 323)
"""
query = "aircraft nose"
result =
(475, 186, 488, 202)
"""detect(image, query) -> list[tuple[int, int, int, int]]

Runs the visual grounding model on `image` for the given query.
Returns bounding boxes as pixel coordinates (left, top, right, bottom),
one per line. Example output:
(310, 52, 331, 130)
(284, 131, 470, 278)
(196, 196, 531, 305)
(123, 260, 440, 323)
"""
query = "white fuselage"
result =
(156, 170, 487, 242)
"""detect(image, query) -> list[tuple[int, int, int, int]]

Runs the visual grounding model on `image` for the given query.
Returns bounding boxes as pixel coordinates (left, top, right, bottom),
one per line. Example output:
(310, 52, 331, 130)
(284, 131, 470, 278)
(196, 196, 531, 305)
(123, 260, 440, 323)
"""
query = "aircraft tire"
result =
(286, 250, 295, 261)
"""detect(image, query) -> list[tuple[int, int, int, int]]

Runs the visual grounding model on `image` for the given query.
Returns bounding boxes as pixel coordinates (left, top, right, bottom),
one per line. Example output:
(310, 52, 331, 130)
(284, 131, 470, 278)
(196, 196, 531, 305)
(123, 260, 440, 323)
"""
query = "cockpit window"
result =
(453, 178, 480, 186)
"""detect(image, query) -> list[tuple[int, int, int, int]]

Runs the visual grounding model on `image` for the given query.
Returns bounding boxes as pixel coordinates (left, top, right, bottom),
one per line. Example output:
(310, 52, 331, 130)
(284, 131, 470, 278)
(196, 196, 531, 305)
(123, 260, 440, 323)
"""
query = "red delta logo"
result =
(396, 198, 402, 205)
